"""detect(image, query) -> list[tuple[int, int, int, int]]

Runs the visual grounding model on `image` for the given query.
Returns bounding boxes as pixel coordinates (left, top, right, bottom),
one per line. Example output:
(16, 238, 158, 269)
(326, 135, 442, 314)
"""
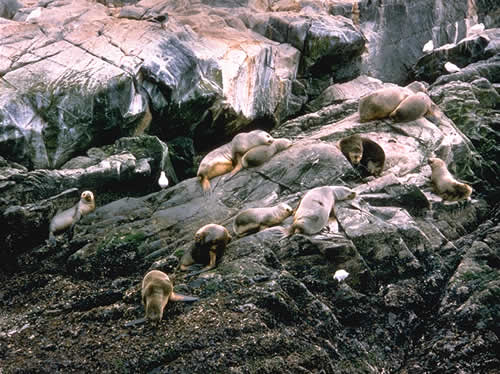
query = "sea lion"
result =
(390, 92, 433, 122)
(358, 87, 412, 122)
(196, 130, 274, 193)
(339, 134, 386, 177)
(179, 223, 232, 277)
(229, 138, 292, 178)
(291, 186, 356, 235)
(358, 83, 427, 122)
(48, 190, 96, 245)
(141, 270, 198, 323)
(428, 158, 472, 202)
(233, 202, 294, 237)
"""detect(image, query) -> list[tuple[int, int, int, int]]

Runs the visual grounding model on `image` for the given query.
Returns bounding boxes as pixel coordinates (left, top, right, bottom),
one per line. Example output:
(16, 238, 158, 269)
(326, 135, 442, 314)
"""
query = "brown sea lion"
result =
(233, 202, 294, 237)
(141, 270, 198, 323)
(48, 190, 96, 245)
(228, 138, 292, 178)
(196, 130, 273, 193)
(358, 87, 411, 122)
(291, 186, 356, 235)
(428, 158, 472, 202)
(358, 83, 427, 122)
(390, 92, 433, 122)
(339, 134, 386, 177)
(179, 224, 232, 277)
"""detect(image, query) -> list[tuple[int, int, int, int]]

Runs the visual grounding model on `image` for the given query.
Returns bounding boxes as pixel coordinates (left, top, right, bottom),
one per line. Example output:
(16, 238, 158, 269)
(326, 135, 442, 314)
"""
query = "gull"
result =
(333, 269, 349, 282)
(444, 62, 461, 73)
(469, 23, 485, 35)
(158, 171, 169, 189)
(422, 40, 434, 53)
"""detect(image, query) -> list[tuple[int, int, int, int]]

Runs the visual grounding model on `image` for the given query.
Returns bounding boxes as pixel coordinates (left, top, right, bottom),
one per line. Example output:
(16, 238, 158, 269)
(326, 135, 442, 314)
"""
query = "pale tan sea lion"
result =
(233, 202, 294, 237)
(229, 130, 274, 176)
(179, 224, 232, 277)
(141, 270, 198, 323)
(291, 186, 356, 235)
(358, 82, 427, 122)
(339, 134, 386, 177)
(196, 130, 273, 193)
(229, 138, 292, 178)
(428, 158, 472, 202)
(390, 92, 433, 122)
(196, 143, 234, 193)
(48, 190, 96, 245)
(358, 87, 411, 122)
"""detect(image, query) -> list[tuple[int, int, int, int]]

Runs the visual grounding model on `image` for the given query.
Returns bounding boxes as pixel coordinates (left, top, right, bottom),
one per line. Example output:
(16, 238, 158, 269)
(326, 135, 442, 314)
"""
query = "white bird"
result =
(444, 62, 461, 73)
(158, 171, 169, 189)
(333, 269, 349, 282)
(422, 40, 434, 53)
(469, 23, 485, 35)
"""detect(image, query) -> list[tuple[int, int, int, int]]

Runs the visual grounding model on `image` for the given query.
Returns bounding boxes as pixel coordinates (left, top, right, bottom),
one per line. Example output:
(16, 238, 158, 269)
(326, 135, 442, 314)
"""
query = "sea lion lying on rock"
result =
(390, 92, 433, 122)
(197, 130, 274, 193)
(233, 203, 294, 237)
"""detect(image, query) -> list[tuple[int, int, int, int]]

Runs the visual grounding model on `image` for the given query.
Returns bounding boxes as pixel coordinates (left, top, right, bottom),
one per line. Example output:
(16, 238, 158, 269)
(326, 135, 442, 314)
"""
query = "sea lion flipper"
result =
(226, 163, 242, 179)
(169, 292, 199, 302)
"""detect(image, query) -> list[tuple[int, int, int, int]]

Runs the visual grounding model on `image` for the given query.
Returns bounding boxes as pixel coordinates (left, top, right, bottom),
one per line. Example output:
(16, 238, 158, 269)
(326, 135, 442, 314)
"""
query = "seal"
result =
(141, 270, 199, 323)
(233, 202, 294, 237)
(428, 158, 472, 202)
(358, 83, 427, 122)
(49, 190, 96, 245)
(196, 130, 273, 193)
(291, 186, 356, 235)
(390, 92, 433, 122)
(229, 138, 292, 177)
(229, 130, 274, 176)
(358, 87, 411, 122)
(339, 134, 386, 177)
(179, 223, 232, 277)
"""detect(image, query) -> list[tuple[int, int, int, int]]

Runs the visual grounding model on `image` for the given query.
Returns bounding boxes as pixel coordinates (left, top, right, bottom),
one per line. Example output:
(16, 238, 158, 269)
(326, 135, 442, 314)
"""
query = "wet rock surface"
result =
(1, 1, 500, 373)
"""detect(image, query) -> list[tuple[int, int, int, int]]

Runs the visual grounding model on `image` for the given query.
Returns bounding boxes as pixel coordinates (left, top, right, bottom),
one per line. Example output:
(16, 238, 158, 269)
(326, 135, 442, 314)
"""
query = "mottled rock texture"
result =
(0, 1, 499, 373)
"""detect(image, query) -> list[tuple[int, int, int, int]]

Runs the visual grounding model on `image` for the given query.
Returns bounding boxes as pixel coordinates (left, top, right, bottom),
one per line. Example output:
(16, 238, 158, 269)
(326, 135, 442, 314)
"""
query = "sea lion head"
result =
(277, 203, 294, 215)
(145, 298, 164, 322)
(81, 190, 94, 203)
(253, 130, 274, 145)
(349, 150, 363, 165)
(428, 157, 445, 170)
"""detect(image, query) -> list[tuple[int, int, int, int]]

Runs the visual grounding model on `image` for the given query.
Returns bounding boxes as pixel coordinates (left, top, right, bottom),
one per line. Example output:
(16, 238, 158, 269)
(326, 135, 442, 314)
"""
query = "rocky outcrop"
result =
(1, 1, 499, 373)
(0, 0, 365, 169)
(354, 0, 500, 83)
(0, 135, 174, 264)
(2, 74, 498, 372)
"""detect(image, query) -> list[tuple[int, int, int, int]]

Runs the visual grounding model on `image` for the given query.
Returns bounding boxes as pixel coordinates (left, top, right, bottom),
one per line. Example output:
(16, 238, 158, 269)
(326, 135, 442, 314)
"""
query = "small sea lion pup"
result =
(339, 134, 386, 177)
(233, 202, 294, 237)
(390, 92, 433, 122)
(291, 186, 356, 235)
(179, 223, 232, 277)
(228, 138, 292, 178)
(196, 130, 274, 193)
(142, 270, 198, 323)
(358, 83, 426, 122)
(428, 158, 472, 202)
(48, 190, 96, 245)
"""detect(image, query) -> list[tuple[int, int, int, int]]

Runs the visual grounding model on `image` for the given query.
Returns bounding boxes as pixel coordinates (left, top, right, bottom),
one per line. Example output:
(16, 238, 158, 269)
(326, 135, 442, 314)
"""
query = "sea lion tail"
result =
(170, 292, 199, 302)
(454, 183, 472, 201)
